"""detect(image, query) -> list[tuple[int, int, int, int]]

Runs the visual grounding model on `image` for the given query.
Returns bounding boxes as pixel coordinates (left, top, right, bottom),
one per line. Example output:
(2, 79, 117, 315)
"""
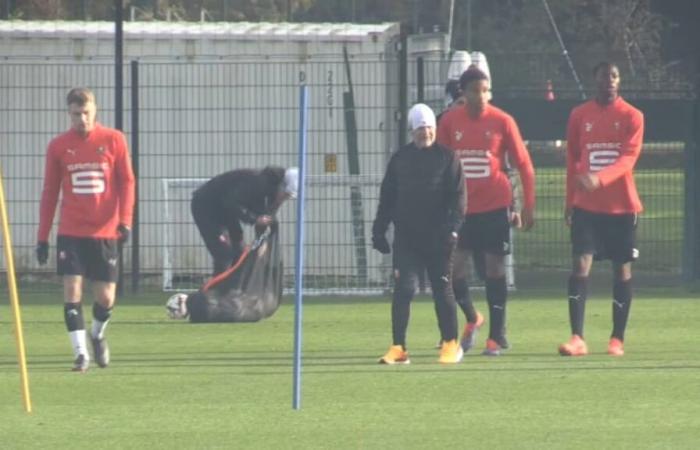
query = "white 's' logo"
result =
(585, 122, 593, 132)
(66, 149, 75, 156)
(455, 131, 463, 141)
(614, 121, 620, 130)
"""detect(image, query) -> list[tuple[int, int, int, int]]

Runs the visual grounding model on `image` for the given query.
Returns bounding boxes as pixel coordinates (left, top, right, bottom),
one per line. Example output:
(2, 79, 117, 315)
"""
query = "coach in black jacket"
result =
(372, 103, 466, 364)
(191, 166, 298, 275)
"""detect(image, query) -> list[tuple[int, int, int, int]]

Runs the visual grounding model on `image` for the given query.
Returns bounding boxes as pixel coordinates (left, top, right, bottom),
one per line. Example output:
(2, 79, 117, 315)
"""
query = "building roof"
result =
(0, 20, 399, 42)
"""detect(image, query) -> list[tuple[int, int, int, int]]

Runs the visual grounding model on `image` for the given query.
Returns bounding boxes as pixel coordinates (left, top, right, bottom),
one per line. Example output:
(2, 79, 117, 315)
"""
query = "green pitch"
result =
(1, 290, 699, 449)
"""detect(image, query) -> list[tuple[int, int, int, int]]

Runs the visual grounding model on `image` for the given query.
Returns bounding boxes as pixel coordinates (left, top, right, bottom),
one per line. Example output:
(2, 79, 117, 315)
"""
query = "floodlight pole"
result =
(292, 77, 308, 410)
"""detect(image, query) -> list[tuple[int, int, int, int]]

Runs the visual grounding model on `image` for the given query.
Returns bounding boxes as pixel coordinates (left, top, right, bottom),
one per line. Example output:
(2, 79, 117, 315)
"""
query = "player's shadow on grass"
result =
(6, 352, 699, 376)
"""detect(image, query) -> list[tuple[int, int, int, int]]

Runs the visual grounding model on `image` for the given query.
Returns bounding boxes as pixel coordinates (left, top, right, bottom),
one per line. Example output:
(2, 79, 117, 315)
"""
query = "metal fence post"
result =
(685, 96, 700, 282)
(416, 56, 424, 103)
(115, 0, 125, 297)
(131, 60, 140, 293)
(398, 25, 408, 149)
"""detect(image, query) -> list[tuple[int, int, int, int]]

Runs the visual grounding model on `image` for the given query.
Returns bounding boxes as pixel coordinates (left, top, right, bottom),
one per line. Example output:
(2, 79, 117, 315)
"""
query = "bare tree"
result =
(13, 0, 64, 19)
(453, 0, 670, 93)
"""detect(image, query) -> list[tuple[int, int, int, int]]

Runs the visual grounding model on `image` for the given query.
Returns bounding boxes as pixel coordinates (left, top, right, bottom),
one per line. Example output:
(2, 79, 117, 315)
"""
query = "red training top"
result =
(37, 123, 135, 241)
(566, 96, 644, 213)
(437, 103, 535, 214)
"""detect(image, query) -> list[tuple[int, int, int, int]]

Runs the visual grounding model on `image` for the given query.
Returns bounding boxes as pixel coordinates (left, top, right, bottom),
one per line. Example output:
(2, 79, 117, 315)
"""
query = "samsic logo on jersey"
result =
(586, 143, 621, 172)
(67, 162, 109, 172)
(457, 149, 490, 157)
(585, 142, 621, 151)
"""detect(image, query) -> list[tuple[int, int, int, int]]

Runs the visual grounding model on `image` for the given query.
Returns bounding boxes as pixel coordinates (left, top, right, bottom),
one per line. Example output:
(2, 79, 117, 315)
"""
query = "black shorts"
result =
(457, 207, 511, 255)
(570, 207, 639, 264)
(56, 235, 119, 282)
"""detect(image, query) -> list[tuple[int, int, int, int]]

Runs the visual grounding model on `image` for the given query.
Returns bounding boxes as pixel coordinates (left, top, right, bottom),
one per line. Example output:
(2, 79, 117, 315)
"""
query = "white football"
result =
(165, 293, 189, 319)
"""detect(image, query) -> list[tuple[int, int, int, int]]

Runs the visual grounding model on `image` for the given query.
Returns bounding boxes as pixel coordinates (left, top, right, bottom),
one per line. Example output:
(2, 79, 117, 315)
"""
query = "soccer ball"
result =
(165, 293, 189, 319)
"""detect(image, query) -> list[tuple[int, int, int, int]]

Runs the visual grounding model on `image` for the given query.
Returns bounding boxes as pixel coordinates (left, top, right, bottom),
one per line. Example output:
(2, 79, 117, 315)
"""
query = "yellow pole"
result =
(0, 162, 32, 413)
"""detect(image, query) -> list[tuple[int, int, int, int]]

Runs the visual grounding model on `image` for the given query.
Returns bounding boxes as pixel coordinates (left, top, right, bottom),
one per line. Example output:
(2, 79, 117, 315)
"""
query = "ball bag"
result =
(187, 227, 283, 323)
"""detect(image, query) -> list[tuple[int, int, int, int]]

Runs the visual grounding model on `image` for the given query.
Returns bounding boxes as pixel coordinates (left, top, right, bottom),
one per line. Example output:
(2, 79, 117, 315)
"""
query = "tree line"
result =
(3, 0, 691, 93)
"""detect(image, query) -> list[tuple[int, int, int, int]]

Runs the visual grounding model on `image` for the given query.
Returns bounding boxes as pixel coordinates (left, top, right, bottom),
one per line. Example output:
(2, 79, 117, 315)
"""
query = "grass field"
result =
(2, 289, 699, 449)
(515, 167, 684, 273)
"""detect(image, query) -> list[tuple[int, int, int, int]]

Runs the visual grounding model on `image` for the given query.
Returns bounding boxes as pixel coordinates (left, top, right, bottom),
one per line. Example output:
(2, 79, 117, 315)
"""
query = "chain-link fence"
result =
(0, 55, 696, 294)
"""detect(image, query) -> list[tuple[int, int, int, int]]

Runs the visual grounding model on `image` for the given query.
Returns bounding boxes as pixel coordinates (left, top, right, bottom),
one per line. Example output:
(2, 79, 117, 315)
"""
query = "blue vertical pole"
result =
(292, 77, 308, 410)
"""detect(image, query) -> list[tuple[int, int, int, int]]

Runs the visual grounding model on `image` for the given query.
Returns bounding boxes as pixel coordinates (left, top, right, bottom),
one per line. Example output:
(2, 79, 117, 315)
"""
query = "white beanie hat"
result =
(408, 103, 436, 130)
(284, 167, 299, 199)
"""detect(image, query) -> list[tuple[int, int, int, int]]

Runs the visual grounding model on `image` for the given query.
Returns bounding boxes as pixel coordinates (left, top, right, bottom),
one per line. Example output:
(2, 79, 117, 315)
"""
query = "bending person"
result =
(191, 166, 298, 275)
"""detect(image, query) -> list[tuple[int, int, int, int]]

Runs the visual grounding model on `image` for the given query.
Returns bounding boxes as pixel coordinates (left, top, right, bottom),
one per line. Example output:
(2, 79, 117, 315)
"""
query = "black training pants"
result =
(391, 238, 458, 347)
(191, 197, 244, 275)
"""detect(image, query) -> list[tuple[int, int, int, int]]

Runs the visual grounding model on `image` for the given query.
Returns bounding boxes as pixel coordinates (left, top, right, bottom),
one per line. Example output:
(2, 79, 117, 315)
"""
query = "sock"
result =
(486, 277, 507, 341)
(64, 303, 87, 358)
(64, 302, 85, 332)
(612, 279, 632, 341)
(91, 302, 113, 339)
(68, 331, 88, 359)
(568, 275, 589, 337)
(453, 276, 478, 323)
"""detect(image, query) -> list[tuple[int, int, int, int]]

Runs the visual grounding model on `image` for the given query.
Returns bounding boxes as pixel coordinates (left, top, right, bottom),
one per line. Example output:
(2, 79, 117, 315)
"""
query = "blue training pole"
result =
(292, 80, 308, 410)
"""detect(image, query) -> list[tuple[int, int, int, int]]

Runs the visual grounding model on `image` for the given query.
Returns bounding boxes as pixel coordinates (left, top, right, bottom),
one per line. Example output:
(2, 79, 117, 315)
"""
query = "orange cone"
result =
(545, 79, 555, 101)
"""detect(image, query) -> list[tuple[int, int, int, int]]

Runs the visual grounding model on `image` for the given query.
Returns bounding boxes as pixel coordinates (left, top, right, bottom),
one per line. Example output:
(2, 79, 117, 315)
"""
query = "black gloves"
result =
(255, 217, 278, 236)
(117, 224, 130, 243)
(372, 235, 391, 254)
(36, 241, 49, 265)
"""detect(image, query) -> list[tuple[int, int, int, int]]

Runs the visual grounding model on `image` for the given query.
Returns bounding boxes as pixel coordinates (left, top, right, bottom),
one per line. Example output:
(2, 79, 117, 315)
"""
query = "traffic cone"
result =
(545, 79, 555, 101)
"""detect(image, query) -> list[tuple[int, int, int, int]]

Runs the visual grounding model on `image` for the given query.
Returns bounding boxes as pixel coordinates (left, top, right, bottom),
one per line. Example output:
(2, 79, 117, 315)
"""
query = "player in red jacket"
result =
(558, 62, 644, 357)
(438, 67, 536, 356)
(36, 87, 135, 372)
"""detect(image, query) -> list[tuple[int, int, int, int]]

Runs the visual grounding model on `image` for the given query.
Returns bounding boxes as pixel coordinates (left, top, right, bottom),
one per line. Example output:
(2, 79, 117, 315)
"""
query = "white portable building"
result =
(0, 21, 458, 293)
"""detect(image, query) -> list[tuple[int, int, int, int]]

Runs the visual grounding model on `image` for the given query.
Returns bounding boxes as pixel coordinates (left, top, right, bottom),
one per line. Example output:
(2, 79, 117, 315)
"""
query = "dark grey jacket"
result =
(192, 166, 284, 226)
(373, 141, 465, 247)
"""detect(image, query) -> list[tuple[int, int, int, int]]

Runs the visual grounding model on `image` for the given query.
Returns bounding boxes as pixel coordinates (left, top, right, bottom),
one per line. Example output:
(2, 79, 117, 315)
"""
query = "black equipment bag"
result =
(188, 228, 283, 323)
